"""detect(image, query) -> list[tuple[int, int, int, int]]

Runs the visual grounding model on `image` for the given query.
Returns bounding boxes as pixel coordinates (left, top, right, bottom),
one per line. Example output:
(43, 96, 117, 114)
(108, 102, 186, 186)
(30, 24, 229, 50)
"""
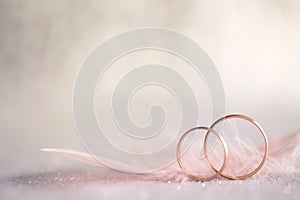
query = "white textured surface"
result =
(1, 169, 299, 200)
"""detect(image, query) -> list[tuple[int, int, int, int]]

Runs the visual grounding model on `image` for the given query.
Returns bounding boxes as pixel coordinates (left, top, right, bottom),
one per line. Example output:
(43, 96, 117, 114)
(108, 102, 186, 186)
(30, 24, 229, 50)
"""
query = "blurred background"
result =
(0, 0, 299, 176)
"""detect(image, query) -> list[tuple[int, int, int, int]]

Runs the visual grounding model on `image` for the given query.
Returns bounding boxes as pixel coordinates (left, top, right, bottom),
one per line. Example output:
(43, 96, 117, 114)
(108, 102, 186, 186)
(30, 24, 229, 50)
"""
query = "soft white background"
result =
(0, 0, 299, 175)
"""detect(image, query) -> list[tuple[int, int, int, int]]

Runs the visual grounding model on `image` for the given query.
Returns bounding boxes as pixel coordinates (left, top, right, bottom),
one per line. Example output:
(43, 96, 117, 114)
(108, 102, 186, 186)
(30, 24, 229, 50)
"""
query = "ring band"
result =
(204, 114, 269, 180)
(176, 126, 228, 182)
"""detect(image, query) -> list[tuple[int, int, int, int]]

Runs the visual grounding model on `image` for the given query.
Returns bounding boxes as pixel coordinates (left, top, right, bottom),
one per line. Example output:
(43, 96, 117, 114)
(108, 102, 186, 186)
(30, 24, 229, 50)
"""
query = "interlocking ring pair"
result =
(176, 114, 269, 182)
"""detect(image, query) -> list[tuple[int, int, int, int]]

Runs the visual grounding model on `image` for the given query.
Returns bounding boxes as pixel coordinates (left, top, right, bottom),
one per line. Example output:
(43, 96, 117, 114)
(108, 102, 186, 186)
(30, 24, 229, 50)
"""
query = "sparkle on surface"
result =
(0, 169, 299, 200)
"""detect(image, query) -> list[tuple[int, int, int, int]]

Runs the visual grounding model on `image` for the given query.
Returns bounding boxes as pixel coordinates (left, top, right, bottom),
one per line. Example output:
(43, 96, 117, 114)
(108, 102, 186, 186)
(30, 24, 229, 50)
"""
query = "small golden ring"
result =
(177, 126, 228, 182)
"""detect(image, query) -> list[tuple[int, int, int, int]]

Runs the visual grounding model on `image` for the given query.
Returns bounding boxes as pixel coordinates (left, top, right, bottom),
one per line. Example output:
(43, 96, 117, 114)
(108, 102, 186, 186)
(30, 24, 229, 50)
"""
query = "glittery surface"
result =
(1, 169, 299, 200)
